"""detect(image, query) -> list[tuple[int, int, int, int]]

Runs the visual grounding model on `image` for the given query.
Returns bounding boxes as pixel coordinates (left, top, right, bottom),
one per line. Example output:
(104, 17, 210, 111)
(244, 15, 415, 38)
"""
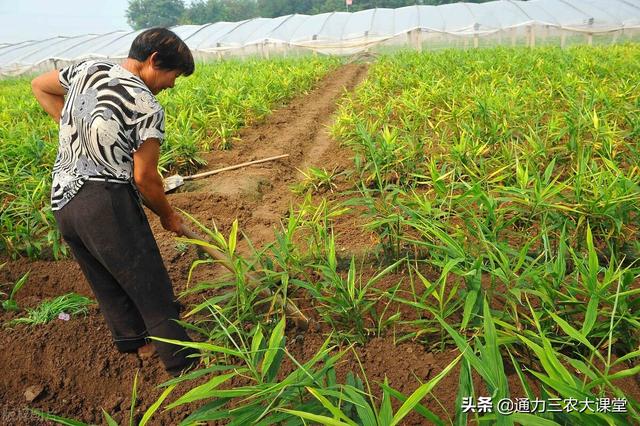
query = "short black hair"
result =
(128, 28, 194, 76)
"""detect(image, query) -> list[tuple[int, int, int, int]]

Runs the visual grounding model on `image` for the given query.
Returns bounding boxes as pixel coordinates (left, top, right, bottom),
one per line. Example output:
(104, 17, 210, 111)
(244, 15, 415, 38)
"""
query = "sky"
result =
(0, 0, 132, 44)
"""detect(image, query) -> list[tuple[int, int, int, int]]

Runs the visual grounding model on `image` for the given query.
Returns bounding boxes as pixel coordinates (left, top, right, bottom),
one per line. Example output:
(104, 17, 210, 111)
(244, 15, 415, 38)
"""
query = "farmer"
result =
(31, 28, 198, 376)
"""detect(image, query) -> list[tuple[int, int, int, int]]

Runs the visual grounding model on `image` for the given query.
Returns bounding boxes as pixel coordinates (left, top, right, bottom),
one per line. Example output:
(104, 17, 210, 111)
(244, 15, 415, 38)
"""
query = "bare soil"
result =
(1, 63, 638, 425)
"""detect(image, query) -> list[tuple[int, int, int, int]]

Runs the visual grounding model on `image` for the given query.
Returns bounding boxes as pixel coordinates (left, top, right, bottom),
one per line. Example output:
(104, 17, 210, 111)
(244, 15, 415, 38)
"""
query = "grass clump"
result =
(6, 293, 93, 326)
(1, 268, 29, 312)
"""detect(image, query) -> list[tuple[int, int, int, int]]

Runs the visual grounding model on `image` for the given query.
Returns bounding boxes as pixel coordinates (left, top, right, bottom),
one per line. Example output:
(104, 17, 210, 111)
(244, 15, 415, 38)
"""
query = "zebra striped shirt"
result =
(52, 60, 165, 211)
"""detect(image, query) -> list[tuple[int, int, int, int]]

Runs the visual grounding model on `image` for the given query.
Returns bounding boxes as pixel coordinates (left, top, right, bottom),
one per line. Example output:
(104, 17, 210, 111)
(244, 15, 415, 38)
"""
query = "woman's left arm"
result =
(31, 70, 66, 122)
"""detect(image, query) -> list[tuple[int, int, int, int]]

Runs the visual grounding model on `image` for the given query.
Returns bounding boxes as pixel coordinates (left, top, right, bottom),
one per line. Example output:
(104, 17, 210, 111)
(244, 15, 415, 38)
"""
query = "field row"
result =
(325, 45, 640, 423)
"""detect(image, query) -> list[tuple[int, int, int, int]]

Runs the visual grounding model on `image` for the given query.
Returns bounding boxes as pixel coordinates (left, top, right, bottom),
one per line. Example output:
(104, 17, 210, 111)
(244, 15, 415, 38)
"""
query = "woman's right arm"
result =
(133, 138, 184, 236)
(31, 70, 66, 122)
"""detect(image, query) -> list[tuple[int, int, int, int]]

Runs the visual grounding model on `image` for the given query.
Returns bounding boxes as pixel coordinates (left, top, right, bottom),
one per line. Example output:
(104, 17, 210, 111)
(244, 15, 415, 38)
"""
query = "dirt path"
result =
(168, 62, 368, 248)
(0, 63, 370, 425)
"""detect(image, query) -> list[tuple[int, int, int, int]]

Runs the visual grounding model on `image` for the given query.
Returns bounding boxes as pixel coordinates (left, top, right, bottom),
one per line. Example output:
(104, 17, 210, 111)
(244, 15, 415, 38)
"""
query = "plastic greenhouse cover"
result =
(1, 0, 639, 76)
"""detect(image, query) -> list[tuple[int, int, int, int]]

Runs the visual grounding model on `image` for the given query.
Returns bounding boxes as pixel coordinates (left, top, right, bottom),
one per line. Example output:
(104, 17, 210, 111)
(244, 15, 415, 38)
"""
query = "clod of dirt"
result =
(105, 395, 124, 413)
(424, 353, 435, 365)
(23, 384, 44, 402)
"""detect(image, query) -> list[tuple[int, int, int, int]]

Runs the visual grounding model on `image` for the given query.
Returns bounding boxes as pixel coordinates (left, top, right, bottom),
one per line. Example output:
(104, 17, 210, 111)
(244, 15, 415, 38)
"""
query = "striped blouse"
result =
(52, 60, 164, 210)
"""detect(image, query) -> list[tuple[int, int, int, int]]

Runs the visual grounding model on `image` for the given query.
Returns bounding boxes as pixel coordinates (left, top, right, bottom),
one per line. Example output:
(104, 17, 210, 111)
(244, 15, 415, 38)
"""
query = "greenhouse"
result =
(2, 0, 640, 76)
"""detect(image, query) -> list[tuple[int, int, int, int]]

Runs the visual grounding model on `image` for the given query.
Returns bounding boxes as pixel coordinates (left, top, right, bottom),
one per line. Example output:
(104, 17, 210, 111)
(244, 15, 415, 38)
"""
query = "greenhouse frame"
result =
(1, 0, 640, 76)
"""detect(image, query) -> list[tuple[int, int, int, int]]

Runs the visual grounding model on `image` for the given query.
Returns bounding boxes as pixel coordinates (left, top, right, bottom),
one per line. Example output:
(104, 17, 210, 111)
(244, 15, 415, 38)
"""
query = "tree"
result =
(182, 0, 260, 24)
(127, 0, 186, 30)
(182, 0, 226, 24)
(224, 0, 260, 21)
(256, 0, 300, 18)
(310, 0, 345, 15)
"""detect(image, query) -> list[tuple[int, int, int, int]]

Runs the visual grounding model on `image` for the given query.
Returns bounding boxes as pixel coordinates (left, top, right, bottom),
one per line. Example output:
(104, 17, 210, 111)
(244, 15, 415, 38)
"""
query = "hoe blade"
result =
(163, 174, 184, 193)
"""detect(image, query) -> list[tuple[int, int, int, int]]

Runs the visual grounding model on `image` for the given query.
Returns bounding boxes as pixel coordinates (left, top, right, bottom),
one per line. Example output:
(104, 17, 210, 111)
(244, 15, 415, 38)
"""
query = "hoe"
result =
(163, 154, 289, 192)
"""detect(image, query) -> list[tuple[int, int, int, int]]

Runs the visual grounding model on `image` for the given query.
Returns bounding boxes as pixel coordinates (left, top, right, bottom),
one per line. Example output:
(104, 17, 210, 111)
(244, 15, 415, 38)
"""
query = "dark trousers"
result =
(53, 181, 197, 376)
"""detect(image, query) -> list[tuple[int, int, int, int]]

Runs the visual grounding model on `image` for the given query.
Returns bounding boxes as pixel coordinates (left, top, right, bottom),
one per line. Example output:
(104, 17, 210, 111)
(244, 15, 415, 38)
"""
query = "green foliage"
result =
(1, 270, 29, 312)
(281, 359, 459, 426)
(310, 238, 404, 343)
(331, 45, 640, 423)
(152, 317, 352, 425)
(183, 0, 258, 24)
(292, 166, 339, 194)
(5, 293, 93, 326)
(126, 0, 185, 30)
(0, 77, 61, 259)
(333, 45, 640, 272)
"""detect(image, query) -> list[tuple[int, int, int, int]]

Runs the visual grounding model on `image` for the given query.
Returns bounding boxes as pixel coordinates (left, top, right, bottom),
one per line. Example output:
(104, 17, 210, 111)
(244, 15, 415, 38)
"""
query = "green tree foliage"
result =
(127, 0, 186, 30)
(256, 0, 301, 18)
(183, 0, 259, 23)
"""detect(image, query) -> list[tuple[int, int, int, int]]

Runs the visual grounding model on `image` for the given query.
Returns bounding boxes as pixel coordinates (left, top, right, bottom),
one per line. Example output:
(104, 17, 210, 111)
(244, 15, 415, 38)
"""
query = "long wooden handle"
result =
(184, 154, 290, 181)
(180, 226, 309, 330)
